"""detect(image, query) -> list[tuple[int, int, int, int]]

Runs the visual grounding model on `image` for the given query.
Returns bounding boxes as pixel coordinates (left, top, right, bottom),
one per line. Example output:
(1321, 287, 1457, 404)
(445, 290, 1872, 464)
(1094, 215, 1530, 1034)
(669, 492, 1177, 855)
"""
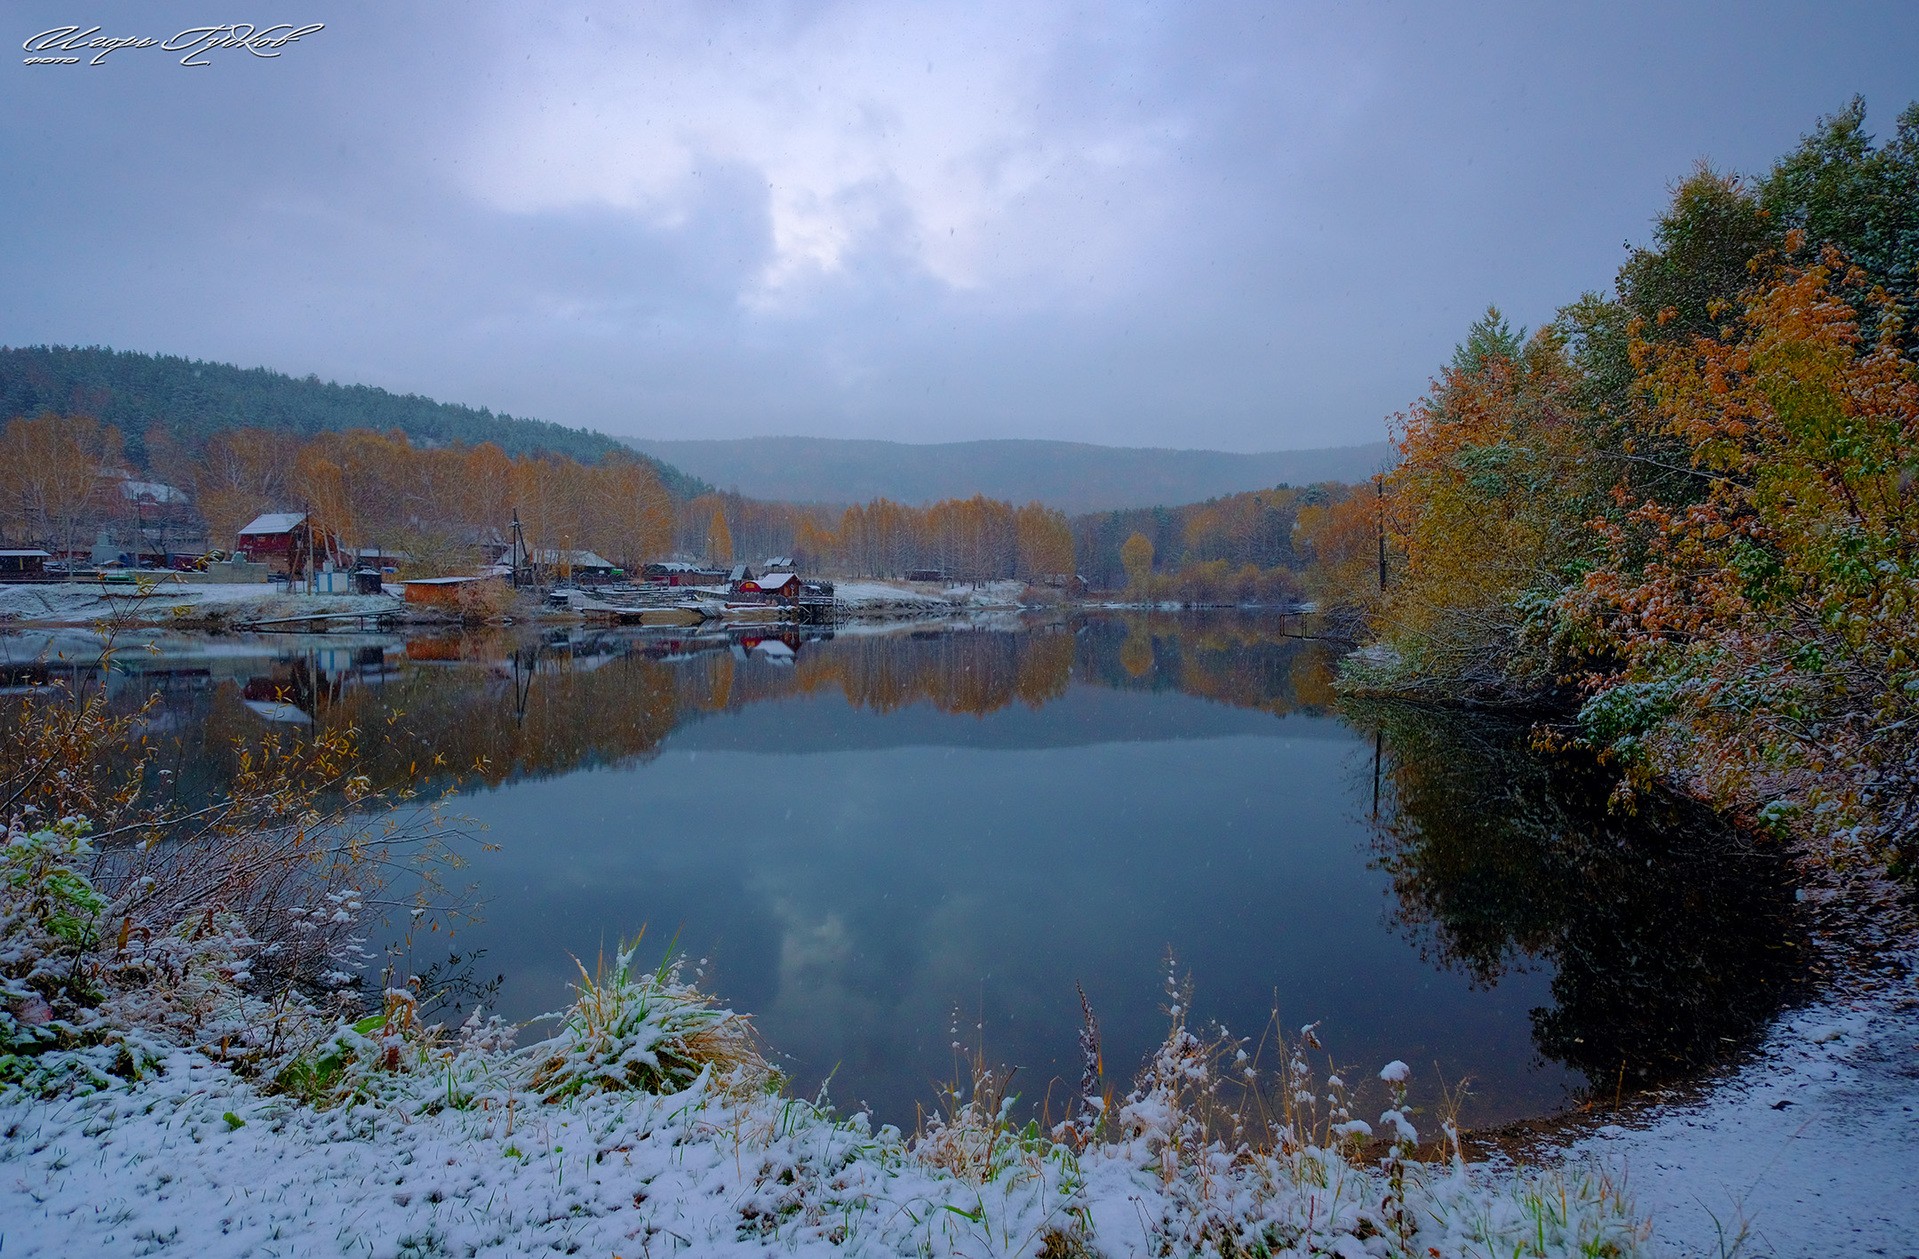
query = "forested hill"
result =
(0, 345, 708, 497)
(626, 435, 1394, 514)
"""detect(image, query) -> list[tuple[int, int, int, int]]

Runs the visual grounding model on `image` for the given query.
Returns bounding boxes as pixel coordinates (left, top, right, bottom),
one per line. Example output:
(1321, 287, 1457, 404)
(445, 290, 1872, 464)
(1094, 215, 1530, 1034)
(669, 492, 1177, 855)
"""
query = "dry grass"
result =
(522, 937, 772, 1102)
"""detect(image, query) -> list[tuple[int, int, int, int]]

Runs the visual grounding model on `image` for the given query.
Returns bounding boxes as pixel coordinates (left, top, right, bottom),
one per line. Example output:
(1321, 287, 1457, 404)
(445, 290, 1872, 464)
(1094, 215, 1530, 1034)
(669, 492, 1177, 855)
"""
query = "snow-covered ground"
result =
(0, 1050, 1649, 1258)
(831, 579, 1030, 615)
(830, 579, 951, 609)
(0, 580, 404, 626)
(1560, 917, 1919, 1258)
(0, 578, 1046, 626)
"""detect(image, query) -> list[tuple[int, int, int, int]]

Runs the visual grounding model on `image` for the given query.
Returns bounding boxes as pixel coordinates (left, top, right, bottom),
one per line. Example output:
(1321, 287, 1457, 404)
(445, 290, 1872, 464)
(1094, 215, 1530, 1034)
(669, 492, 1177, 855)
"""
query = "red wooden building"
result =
(739, 571, 800, 598)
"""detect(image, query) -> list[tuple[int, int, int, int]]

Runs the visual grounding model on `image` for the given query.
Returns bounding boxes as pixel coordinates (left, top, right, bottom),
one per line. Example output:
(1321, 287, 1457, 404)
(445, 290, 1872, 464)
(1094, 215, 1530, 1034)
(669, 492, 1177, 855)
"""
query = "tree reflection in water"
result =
(1349, 699, 1807, 1100)
(1, 613, 1806, 1120)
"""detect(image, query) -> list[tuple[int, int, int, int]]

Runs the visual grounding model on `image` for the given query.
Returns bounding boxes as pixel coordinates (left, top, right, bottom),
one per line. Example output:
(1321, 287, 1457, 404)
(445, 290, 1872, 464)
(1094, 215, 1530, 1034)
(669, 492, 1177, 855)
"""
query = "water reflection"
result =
(0, 613, 1798, 1127)
(1349, 701, 1807, 1101)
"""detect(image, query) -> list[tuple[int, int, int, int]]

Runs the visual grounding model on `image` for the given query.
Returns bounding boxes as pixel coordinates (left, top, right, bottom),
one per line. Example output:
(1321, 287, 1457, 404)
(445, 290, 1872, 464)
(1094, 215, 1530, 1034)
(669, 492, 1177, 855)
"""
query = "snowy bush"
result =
(521, 942, 771, 1102)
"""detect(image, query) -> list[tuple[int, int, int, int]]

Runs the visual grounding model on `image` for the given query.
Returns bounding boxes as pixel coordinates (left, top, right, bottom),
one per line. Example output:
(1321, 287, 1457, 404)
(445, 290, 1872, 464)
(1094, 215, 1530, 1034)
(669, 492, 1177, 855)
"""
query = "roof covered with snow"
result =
(533, 548, 618, 568)
(238, 512, 307, 535)
(119, 478, 189, 505)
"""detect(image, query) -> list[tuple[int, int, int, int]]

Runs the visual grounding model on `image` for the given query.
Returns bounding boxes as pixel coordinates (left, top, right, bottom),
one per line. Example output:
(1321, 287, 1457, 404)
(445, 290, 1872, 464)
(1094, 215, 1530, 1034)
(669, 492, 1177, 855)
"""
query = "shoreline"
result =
(5, 604, 1912, 1252)
(1337, 662, 1919, 1253)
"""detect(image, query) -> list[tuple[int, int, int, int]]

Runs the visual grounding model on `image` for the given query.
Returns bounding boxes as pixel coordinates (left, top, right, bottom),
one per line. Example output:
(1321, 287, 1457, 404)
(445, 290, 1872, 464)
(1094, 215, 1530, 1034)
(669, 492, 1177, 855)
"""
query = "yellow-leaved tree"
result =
(1377, 309, 1607, 697)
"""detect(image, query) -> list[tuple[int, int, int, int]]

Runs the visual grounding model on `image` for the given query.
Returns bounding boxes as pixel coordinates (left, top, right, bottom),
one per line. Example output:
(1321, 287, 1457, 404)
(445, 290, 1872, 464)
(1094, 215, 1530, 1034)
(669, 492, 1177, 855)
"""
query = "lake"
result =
(1, 611, 1804, 1129)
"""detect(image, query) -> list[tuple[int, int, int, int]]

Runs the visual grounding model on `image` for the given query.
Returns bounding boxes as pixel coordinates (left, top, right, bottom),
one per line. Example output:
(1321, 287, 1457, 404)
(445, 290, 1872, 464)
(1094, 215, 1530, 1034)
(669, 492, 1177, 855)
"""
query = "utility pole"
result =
(510, 510, 526, 589)
(1375, 474, 1388, 593)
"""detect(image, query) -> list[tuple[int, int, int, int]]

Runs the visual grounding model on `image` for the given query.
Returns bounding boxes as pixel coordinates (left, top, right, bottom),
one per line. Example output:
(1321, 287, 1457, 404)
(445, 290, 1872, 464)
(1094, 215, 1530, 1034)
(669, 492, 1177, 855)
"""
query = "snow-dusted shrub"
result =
(1, 821, 107, 1073)
(914, 1052, 1065, 1192)
(272, 986, 519, 1112)
(0, 820, 177, 1093)
(2, 641, 470, 1073)
(1095, 975, 1651, 1258)
(520, 942, 771, 1102)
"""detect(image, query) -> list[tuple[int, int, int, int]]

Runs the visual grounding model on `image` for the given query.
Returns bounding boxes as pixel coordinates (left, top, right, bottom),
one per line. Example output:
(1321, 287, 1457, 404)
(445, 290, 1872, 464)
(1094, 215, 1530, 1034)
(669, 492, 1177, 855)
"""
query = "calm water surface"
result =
(3, 612, 1802, 1128)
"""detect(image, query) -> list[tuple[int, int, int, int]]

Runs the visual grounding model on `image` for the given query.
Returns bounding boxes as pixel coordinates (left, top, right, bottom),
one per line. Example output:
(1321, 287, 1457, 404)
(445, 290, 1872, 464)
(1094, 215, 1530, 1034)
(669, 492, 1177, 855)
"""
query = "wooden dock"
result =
(238, 610, 401, 632)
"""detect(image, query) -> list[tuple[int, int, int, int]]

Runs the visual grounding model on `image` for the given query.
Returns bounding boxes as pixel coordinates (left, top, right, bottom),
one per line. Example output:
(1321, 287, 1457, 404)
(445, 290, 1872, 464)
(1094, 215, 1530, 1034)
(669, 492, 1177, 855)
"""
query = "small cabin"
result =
(401, 575, 503, 607)
(534, 548, 620, 581)
(0, 549, 51, 581)
(643, 561, 707, 587)
(237, 512, 340, 576)
(740, 571, 800, 598)
(237, 512, 306, 556)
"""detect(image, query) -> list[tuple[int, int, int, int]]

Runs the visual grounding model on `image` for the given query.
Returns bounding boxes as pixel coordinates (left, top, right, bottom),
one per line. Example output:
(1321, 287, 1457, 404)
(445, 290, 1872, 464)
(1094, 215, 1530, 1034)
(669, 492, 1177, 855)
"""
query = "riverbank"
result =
(5, 888, 1907, 1259)
(0, 806, 1646, 1258)
(1341, 649, 1919, 1256)
(0, 579, 426, 630)
(0, 932, 1647, 1259)
(0, 576, 1043, 631)
(1455, 861, 1917, 1256)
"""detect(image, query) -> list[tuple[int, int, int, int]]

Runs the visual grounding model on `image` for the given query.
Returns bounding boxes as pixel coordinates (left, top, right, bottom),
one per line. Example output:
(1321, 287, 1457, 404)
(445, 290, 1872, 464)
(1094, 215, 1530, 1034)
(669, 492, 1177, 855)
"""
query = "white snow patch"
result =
(1565, 936, 1919, 1257)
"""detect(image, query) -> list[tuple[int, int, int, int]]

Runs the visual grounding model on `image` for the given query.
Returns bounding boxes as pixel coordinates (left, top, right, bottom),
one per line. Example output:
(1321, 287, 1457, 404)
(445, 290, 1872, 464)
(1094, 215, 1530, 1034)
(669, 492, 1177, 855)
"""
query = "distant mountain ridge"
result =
(0, 345, 709, 497)
(626, 435, 1395, 513)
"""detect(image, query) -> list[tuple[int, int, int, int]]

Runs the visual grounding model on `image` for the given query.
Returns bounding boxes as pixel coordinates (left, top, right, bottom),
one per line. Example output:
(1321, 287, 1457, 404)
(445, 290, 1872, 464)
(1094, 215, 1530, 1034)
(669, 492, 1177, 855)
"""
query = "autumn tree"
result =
(1119, 531, 1154, 591)
(587, 456, 673, 573)
(456, 443, 514, 538)
(1571, 243, 1919, 867)
(1014, 502, 1074, 579)
(188, 428, 298, 548)
(794, 512, 839, 572)
(1374, 308, 1610, 697)
(706, 502, 734, 565)
(0, 414, 123, 559)
(1758, 96, 1919, 356)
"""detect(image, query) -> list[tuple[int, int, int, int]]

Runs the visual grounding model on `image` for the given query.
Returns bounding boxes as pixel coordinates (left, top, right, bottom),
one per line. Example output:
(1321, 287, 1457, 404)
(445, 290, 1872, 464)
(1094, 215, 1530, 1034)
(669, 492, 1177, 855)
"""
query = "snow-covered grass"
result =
(0, 1048, 1657, 1257)
(830, 580, 952, 610)
(0, 951, 1654, 1259)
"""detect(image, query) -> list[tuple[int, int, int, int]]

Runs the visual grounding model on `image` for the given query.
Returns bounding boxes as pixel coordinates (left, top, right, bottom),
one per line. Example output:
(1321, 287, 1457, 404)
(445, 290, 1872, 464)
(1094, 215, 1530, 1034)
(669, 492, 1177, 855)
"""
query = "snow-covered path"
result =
(1571, 934, 1919, 1258)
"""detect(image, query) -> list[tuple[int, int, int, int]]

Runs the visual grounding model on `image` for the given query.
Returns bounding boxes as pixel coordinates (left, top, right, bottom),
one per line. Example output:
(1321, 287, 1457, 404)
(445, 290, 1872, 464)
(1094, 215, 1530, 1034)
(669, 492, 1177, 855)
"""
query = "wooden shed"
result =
(740, 571, 800, 597)
(237, 512, 340, 576)
(0, 549, 51, 581)
(401, 575, 505, 608)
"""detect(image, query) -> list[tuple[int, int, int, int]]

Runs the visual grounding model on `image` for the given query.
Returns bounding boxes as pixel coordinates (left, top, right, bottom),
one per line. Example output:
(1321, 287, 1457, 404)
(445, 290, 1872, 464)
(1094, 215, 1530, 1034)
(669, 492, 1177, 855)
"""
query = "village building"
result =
(236, 512, 342, 577)
(400, 574, 506, 608)
(740, 571, 800, 598)
(530, 548, 621, 582)
(0, 549, 51, 581)
(642, 561, 728, 587)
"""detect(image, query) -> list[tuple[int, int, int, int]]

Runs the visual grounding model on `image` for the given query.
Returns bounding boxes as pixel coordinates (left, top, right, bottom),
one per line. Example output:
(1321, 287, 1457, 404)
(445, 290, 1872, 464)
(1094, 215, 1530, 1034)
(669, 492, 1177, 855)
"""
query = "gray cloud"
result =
(4, 1, 1916, 451)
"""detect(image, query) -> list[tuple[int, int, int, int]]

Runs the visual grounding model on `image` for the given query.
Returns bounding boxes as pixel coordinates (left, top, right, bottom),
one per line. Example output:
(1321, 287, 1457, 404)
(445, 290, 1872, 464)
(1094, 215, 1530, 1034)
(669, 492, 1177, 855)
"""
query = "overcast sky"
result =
(4, 3, 1915, 452)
